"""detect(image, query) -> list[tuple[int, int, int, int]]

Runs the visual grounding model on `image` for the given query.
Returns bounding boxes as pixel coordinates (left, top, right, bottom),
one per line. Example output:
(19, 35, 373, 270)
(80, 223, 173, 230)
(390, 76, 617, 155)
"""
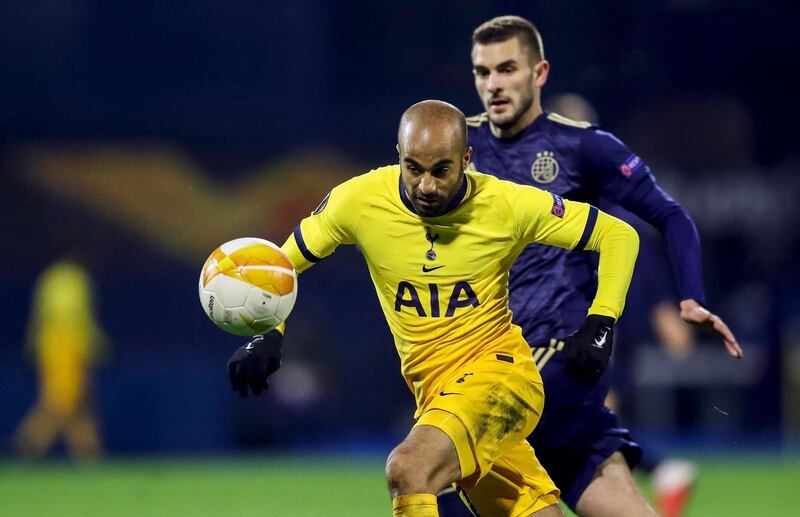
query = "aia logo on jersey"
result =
(550, 193, 565, 218)
(394, 280, 479, 318)
(531, 151, 560, 184)
(619, 154, 643, 177)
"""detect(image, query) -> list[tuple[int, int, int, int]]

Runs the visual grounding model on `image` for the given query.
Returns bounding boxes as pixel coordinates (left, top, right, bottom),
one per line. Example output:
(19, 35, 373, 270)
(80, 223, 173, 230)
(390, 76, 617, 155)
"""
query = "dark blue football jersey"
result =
(467, 111, 702, 347)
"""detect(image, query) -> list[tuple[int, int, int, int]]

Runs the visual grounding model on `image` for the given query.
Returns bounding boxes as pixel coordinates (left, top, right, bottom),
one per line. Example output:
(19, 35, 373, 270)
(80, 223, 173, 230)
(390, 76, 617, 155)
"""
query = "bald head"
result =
(397, 100, 473, 217)
(398, 100, 468, 153)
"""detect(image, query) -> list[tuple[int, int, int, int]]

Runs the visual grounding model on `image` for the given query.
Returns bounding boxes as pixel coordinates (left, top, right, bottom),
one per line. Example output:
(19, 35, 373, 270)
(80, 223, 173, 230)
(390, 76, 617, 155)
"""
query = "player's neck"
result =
(490, 104, 543, 140)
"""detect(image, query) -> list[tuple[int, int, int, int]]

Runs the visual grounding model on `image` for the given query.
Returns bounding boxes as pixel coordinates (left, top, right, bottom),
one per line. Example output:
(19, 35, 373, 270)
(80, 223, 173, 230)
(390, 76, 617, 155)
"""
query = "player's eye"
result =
(474, 68, 489, 78)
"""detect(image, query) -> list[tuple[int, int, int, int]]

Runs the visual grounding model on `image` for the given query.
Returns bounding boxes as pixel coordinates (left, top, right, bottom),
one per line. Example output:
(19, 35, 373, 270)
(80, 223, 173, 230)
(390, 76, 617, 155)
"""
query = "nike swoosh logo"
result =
(439, 391, 461, 396)
(592, 330, 608, 349)
(422, 265, 445, 273)
(245, 342, 256, 350)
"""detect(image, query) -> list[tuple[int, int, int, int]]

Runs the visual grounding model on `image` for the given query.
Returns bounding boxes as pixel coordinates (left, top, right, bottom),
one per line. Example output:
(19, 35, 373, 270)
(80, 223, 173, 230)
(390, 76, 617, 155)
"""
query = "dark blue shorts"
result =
(529, 345, 642, 509)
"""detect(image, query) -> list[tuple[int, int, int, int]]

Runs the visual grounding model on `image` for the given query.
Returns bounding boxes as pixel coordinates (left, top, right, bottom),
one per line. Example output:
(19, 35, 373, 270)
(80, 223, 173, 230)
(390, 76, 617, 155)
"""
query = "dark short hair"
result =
(472, 15, 544, 62)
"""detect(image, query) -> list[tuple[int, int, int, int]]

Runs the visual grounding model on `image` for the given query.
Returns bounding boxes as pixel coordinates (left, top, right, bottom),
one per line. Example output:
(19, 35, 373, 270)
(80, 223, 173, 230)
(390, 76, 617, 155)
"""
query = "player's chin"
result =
(488, 113, 517, 129)
(414, 200, 443, 217)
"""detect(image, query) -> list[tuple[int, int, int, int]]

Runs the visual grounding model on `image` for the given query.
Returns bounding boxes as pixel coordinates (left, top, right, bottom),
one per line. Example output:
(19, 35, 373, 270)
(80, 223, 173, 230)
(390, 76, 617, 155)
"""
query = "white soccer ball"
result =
(198, 237, 297, 336)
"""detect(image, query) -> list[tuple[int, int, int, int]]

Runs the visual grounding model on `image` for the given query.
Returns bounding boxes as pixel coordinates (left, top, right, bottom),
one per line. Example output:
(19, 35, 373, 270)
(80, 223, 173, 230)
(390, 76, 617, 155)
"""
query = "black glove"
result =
(564, 315, 614, 384)
(227, 330, 283, 398)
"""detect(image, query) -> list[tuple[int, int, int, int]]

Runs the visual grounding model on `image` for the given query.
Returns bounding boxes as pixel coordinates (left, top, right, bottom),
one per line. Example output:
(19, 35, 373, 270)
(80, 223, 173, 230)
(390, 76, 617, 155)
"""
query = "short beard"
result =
(489, 95, 534, 130)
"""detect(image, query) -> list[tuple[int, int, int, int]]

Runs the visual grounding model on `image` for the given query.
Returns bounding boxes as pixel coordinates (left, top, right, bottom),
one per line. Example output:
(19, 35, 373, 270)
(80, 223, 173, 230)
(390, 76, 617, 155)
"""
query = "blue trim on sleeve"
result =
(576, 206, 598, 250)
(293, 225, 321, 263)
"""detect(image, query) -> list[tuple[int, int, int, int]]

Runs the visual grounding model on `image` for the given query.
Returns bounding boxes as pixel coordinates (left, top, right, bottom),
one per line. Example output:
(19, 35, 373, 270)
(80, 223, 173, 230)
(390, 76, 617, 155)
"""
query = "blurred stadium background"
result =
(1, 1, 799, 515)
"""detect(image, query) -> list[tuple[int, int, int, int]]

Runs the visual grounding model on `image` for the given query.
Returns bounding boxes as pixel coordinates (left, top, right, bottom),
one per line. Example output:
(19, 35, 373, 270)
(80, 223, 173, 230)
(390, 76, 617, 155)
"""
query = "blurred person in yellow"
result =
(14, 255, 106, 460)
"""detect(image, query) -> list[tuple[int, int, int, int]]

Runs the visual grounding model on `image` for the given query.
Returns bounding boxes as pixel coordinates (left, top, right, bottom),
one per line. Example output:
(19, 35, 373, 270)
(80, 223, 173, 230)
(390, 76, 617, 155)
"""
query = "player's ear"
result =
(396, 144, 401, 158)
(533, 60, 550, 88)
(463, 146, 473, 168)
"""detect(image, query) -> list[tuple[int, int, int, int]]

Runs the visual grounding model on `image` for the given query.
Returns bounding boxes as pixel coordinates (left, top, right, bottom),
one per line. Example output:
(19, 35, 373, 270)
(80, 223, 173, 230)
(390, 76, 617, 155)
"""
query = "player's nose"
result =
(486, 71, 503, 93)
(418, 174, 437, 195)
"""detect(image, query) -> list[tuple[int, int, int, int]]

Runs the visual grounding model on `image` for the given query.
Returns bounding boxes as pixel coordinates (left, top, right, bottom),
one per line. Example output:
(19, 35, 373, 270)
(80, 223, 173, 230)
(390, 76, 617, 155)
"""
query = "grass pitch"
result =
(0, 455, 797, 516)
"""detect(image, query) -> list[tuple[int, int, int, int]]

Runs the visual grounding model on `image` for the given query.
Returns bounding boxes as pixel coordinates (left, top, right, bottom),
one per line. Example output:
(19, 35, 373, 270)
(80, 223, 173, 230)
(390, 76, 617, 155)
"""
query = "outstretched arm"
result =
(227, 183, 360, 398)
(622, 185, 742, 358)
(582, 127, 741, 358)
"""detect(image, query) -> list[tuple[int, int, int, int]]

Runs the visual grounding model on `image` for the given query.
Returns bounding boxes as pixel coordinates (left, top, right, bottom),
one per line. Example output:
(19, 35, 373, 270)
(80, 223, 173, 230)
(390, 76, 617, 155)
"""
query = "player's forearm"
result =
(584, 211, 639, 319)
(626, 185, 705, 304)
(662, 210, 705, 304)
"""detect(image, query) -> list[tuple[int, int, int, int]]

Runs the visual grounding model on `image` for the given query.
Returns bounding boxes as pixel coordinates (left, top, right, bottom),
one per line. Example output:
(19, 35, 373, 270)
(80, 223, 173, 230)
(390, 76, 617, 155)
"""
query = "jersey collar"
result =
(398, 172, 469, 217)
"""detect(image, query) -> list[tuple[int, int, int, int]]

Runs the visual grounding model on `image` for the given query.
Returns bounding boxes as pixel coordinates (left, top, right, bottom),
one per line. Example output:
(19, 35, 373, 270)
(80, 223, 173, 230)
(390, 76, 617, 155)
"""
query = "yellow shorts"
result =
(416, 353, 559, 516)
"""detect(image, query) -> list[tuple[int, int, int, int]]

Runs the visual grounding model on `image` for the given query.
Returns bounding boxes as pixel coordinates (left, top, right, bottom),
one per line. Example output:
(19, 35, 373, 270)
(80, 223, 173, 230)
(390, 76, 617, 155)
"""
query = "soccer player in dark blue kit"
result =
(439, 15, 742, 517)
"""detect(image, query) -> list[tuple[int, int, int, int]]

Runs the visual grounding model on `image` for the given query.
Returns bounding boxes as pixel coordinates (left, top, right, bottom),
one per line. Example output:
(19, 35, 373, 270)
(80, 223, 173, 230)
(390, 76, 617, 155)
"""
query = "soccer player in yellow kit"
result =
(226, 100, 639, 517)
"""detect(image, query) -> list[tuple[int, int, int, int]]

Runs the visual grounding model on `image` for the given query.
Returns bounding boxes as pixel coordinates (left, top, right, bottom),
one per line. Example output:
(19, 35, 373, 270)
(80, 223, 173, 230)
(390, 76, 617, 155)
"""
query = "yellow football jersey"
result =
(282, 165, 638, 413)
